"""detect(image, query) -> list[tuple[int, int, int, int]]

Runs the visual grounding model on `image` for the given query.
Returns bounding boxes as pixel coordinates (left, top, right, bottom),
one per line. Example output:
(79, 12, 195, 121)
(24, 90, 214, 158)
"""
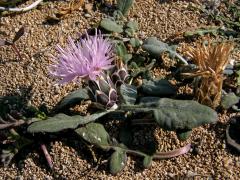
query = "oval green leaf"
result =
(151, 98, 218, 130)
(140, 79, 176, 96)
(55, 88, 90, 111)
(109, 148, 127, 175)
(221, 92, 240, 109)
(27, 112, 108, 133)
(116, 0, 134, 16)
(143, 155, 152, 169)
(119, 84, 137, 105)
(75, 123, 110, 150)
(100, 19, 123, 33)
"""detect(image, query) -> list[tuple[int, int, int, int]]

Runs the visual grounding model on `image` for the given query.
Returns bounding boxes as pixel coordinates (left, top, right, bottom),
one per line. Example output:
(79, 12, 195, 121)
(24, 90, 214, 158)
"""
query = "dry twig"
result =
(0, 0, 42, 12)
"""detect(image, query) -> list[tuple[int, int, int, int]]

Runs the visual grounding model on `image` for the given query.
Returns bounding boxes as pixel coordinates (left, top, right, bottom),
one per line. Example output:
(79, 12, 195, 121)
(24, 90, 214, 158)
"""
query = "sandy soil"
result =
(0, 0, 240, 179)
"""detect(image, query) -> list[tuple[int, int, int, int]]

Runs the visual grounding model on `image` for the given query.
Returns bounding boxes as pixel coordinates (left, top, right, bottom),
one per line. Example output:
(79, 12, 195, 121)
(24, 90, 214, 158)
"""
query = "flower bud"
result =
(95, 90, 109, 106)
(88, 74, 118, 109)
(109, 88, 118, 102)
(111, 61, 129, 87)
(97, 76, 111, 95)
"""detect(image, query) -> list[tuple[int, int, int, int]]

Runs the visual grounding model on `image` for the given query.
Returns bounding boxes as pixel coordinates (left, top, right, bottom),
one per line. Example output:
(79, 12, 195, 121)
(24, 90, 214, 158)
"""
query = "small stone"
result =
(84, 13, 92, 18)
(223, 157, 232, 168)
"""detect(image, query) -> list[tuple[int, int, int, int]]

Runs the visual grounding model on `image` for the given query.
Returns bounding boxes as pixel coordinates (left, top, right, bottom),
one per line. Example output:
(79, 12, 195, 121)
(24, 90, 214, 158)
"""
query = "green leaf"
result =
(139, 97, 161, 104)
(123, 54, 132, 63)
(176, 129, 192, 141)
(1, 149, 15, 167)
(142, 37, 188, 64)
(109, 148, 127, 175)
(183, 27, 219, 37)
(75, 122, 110, 150)
(113, 10, 124, 20)
(124, 21, 138, 36)
(221, 92, 240, 109)
(115, 42, 132, 63)
(129, 38, 141, 48)
(142, 37, 176, 57)
(139, 79, 176, 96)
(116, 0, 134, 16)
(100, 19, 123, 33)
(152, 99, 217, 130)
(143, 155, 152, 168)
(119, 84, 137, 105)
(55, 88, 90, 111)
(125, 28, 135, 36)
(236, 70, 240, 86)
(129, 59, 156, 78)
(115, 42, 127, 57)
(122, 98, 218, 130)
(27, 112, 108, 133)
(126, 21, 138, 31)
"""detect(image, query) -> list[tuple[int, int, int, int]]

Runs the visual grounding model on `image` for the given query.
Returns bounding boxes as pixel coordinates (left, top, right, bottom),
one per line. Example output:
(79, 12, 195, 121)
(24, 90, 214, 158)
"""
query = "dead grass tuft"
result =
(184, 40, 234, 108)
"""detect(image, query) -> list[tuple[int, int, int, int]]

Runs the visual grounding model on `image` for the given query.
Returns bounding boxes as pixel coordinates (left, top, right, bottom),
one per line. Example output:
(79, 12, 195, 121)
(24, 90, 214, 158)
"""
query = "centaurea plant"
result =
(24, 29, 218, 175)
(49, 29, 122, 109)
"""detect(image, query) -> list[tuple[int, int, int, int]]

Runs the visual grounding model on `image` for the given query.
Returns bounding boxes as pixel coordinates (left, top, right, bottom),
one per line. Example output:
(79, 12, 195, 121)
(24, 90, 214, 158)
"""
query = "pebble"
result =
(84, 13, 92, 18)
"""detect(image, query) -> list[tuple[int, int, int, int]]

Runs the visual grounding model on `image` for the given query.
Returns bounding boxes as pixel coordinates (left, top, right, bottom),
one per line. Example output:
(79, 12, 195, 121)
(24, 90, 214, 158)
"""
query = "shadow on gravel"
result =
(0, 86, 49, 168)
(208, 118, 240, 156)
(225, 116, 240, 155)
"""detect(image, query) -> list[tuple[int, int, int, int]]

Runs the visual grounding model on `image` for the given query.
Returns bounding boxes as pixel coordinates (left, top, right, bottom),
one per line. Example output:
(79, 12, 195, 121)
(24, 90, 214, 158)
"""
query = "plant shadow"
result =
(0, 86, 50, 167)
(48, 120, 159, 177)
(208, 117, 240, 156)
(48, 131, 112, 178)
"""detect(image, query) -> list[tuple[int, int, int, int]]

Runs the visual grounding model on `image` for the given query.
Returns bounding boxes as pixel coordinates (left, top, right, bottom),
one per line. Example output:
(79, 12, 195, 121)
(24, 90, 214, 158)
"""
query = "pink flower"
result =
(49, 30, 114, 84)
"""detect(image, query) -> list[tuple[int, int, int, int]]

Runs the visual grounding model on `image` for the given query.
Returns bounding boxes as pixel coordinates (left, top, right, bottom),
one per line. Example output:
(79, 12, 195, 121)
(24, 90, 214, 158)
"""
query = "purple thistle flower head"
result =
(49, 29, 114, 84)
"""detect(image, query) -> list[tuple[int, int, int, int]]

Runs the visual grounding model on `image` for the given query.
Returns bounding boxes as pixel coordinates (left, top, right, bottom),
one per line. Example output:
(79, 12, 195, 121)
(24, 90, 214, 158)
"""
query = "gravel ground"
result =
(0, 0, 240, 179)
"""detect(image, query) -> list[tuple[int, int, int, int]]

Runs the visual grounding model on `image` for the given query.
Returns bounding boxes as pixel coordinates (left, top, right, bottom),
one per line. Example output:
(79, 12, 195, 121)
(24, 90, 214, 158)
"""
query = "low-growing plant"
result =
(99, 5, 189, 83)
(0, 0, 223, 173)
(0, 28, 218, 174)
(5, 29, 216, 174)
(1, 0, 239, 176)
(0, 95, 47, 166)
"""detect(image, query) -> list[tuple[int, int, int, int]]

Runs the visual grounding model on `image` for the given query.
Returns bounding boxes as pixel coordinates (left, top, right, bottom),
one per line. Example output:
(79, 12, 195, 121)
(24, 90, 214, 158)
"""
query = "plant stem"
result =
(120, 105, 151, 112)
(40, 144, 53, 169)
(131, 118, 155, 125)
(102, 143, 191, 159)
(0, 0, 43, 12)
(124, 143, 191, 159)
(0, 119, 25, 130)
(153, 144, 191, 159)
(11, 44, 23, 61)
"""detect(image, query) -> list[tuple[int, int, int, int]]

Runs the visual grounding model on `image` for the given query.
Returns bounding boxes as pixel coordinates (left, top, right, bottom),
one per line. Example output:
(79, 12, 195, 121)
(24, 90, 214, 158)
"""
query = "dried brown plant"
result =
(58, 0, 84, 16)
(183, 41, 234, 109)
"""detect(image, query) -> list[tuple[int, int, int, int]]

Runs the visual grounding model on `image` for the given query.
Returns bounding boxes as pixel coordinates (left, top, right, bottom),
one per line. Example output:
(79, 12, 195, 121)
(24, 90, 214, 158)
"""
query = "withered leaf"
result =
(12, 26, 26, 43)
